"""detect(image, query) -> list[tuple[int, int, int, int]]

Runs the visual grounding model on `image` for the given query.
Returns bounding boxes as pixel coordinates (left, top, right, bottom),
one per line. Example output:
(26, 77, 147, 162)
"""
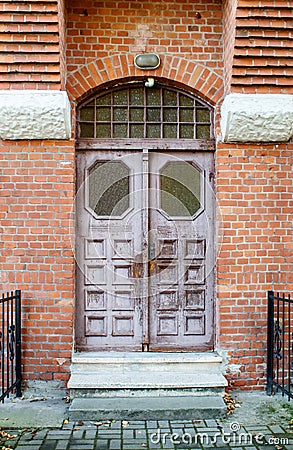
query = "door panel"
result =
(75, 151, 145, 351)
(75, 150, 214, 351)
(148, 152, 214, 350)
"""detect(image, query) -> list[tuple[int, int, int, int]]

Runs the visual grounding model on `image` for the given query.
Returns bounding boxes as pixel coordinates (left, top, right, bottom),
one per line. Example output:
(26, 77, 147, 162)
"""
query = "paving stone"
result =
(21, 440, 44, 446)
(71, 430, 84, 439)
(149, 442, 164, 449)
(183, 424, 196, 430)
(62, 423, 75, 430)
(268, 424, 286, 433)
(33, 430, 48, 439)
(122, 429, 134, 438)
(19, 436, 36, 442)
(15, 446, 42, 450)
(108, 440, 121, 449)
(98, 432, 121, 438)
(122, 445, 147, 449)
(249, 447, 276, 450)
(46, 433, 72, 439)
(158, 420, 170, 428)
(4, 439, 20, 447)
(146, 428, 160, 433)
(245, 426, 270, 431)
(205, 419, 219, 427)
(135, 429, 147, 438)
(94, 441, 108, 449)
(72, 439, 93, 445)
(39, 440, 57, 449)
(68, 446, 94, 450)
(55, 442, 69, 450)
(147, 421, 159, 428)
(84, 429, 97, 439)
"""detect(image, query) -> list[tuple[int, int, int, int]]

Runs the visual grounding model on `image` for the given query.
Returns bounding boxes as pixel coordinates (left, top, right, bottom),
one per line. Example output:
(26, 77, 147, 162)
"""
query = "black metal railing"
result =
(267, 290, 293, 400)
(0, 290, 22, 402)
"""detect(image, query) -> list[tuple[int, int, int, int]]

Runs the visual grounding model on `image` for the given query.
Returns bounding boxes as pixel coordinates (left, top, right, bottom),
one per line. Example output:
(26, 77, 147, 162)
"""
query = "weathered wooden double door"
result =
(75, 150, 215, 351)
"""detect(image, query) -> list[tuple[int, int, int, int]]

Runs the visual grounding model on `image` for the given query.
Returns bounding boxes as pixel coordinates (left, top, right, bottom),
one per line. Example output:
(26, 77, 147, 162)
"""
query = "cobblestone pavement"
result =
(1, 418, 293, 450)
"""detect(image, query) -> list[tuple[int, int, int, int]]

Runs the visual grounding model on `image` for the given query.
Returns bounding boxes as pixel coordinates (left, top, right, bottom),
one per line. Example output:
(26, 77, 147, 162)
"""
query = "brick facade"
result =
(217, 142, 293, 388)
(0, 0, 292, 388)
(0, 140, 75, 381)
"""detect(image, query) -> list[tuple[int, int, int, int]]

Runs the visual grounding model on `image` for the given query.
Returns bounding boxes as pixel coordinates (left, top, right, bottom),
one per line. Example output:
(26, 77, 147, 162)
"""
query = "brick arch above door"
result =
(66, 55, 224, 106)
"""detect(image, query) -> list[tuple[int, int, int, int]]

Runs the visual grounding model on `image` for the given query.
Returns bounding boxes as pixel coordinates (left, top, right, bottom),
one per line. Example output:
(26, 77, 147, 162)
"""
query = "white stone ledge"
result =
(221, 93, 293, 143)
(0, 90, 71, 140)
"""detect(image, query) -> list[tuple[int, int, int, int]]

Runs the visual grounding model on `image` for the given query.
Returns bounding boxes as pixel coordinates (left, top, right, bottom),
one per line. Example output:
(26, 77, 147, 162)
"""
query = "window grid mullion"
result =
(78, 83, 212, 140)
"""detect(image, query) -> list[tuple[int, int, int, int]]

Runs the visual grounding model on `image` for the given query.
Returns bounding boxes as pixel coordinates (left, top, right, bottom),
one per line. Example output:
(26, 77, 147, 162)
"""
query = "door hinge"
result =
(142, 343, 149, 352)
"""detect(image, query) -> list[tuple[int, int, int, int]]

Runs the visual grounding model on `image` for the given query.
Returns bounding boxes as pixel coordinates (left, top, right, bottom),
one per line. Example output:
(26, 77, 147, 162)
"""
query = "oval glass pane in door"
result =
(88, 161, 130, 216)
(160, 162, 201, 216)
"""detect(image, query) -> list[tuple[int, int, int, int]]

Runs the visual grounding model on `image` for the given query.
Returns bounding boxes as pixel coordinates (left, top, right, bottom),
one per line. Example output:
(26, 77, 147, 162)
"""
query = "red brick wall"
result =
(0, 0, 63, 90)
(217, 142, 293, 388)
(66, 0, 224, 85)
(0, 140, 75, 381)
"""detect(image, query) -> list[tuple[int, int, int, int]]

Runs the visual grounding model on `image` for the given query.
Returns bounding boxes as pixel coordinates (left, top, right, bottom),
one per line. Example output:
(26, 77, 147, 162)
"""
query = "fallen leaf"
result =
(122, 421, 129, 428)
(224, 393, 237, 415)
(63, 419, 69, 425)
(6, 433, 17, 440)
(92, 421, 111, 427)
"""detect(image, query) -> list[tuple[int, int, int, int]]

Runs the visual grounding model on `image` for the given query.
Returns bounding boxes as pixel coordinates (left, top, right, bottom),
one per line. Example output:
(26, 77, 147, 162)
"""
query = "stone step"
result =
(69, 395, 227, 420)
(68, 352, 227, 402)
(70, 351, 223, 373)
(68, 371, 227, 391)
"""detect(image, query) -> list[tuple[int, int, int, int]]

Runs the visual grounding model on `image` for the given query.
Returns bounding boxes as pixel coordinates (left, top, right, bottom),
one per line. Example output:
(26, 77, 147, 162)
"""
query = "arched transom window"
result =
(77, 83, 213, 140)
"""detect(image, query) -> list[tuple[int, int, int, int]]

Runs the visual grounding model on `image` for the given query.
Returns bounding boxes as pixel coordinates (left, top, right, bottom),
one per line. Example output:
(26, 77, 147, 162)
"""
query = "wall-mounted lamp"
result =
(145, 78, 155, 88)
(134, 53, 160, 70)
